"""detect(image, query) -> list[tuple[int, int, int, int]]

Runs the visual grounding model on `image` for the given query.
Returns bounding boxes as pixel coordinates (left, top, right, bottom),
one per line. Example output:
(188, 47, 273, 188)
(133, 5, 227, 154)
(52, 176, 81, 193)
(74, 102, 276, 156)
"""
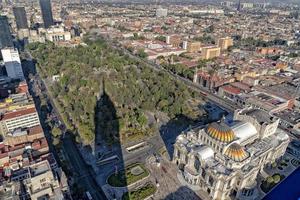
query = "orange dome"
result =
(207, 122, 234, 143)
(225, 143, 248, 162)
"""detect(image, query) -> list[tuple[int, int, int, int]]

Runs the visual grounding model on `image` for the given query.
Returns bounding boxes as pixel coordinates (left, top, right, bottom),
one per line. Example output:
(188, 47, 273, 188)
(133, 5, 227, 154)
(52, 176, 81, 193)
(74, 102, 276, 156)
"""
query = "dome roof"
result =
(224, 143, 248, 162)
(207, 122, 235, 143)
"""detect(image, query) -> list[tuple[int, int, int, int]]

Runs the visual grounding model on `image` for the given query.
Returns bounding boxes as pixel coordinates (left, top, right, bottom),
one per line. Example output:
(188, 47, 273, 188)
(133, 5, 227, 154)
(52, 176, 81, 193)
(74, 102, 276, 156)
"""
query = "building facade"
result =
(1, 48, 25, 80)
(201, 46, 221, 60)
(173, 108, 289, 200)
(218, 37, 234, 51)
(13, 7, 28, 30)
(45, 26, 71, 42)
(184, 41, 201, 53)
(0, 16, 13, 49)
(0, 106, 40, 135)
(166, 34, 182, 48)
(39, 0, 54, 28)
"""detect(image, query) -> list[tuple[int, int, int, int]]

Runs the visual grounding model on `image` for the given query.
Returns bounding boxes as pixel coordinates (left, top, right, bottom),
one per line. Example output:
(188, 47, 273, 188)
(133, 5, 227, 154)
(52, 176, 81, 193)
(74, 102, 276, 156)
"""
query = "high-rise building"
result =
(39, 0, 54, 28)
(237, 0, 241, 11)
(0, 16, 13, 49)
(13, 7, 28, 30)
(1, 48, 25, 80)
(218, 37, 234, 51)
(201, 46, 221, 60)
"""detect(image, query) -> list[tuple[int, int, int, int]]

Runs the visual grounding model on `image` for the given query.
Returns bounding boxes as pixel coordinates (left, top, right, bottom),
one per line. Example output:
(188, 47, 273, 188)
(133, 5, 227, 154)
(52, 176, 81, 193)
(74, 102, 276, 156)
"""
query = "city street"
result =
(24, 53, 107, 200)
(62, 133, 107, 200)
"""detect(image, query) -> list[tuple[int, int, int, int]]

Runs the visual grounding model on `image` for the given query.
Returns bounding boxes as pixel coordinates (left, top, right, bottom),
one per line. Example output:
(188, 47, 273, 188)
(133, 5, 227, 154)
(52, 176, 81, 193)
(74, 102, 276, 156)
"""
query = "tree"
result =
(155, 35, 166, 42)
(52, 137, 60, 146)
(205, 25, 214, 33)
(273, 174, 281, 184)
(28, 38, 201, 144)
(137, 113, 147, 127)
(52, 126, 62, 138)
(133, 33, 138, 39)
(266, 176, 274, 187)
(137, 49, 148, 58)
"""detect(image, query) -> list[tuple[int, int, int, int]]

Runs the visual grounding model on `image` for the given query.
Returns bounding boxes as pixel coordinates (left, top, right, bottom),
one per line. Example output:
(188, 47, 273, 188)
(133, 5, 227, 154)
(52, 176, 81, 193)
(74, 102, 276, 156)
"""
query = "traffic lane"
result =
(35, 74, 107, 199)
(63, 136, 107, 200)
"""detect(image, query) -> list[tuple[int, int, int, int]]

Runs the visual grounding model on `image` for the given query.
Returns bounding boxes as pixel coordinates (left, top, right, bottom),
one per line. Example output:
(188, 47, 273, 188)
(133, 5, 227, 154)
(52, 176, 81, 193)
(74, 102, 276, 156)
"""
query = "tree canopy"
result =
(27, 38, 199, 144)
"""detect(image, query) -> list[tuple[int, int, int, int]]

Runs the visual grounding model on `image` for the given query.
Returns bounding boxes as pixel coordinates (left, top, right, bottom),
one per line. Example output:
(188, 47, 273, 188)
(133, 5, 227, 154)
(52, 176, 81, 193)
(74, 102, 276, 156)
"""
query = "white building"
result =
(45, 26, 71, 42)
(1, 48, 24, 80)
(173, 108, 289, 200)
(188, 9, 224, 14)
(156, 7, 168, 17)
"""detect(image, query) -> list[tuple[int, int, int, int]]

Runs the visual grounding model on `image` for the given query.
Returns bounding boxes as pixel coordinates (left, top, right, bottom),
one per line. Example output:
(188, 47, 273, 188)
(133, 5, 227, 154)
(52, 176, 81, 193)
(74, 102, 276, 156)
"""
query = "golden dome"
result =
(207, 122, 234, 143)
(225, 143, 248, 162)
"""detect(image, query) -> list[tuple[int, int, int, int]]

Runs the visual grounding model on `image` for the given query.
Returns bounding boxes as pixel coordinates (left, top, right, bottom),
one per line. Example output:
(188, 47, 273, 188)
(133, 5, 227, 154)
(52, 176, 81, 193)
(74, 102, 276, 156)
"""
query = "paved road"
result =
(63, 133, 107, 200)
(39, 76, 107, 200)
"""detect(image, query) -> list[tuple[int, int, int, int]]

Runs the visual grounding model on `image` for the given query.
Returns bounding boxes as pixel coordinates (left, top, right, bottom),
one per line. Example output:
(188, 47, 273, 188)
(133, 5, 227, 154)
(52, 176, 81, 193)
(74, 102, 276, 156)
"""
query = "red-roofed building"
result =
(219, 85, 242, 100)
(0, 107, 40, 135)
(194, 70, 235, 90)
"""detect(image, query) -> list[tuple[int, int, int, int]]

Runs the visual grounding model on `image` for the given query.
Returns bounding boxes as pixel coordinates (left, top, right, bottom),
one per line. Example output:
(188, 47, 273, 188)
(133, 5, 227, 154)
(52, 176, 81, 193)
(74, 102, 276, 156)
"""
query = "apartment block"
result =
(218, 37, 233, 51)
(201, 46, 221, 60)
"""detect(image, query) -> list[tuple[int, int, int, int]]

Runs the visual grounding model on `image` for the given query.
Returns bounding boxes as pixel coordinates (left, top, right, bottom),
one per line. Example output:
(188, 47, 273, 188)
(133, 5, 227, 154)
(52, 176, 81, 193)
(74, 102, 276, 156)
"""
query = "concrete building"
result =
(184, 41, 201, 53)
(173, 108, 289, 200)
(39, 0, 54, 28)
(256, 47, 283, 55)
(28, 29, 46, 43)
(156, 7, 168, 17)
(45, 26, 71, 42)
(0, 16, 13, 49)
(166, 35, 182, 48)
(241, 3, 254, 9)
(1, 48, 24, 80)
(235, 91, 293, 113)
(0, 106, 40, 135)
(4, 158, 68, 200)
(201, 46, 221, 60)
(23, 160, 64, 200)
(13, 7, 28, 30)
(218, 37, 233, 51)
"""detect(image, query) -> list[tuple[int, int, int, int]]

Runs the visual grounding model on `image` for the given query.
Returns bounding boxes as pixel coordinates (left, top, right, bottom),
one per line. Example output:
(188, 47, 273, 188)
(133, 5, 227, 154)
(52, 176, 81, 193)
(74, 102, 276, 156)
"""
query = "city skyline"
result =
(0, 1, 299, 200)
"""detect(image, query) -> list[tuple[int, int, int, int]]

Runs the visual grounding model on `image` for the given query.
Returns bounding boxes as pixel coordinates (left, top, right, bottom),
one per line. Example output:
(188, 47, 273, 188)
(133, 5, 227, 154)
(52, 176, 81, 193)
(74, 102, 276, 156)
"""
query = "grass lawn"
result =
(122, 183, 156, 200)
(107, 163, 149, 187)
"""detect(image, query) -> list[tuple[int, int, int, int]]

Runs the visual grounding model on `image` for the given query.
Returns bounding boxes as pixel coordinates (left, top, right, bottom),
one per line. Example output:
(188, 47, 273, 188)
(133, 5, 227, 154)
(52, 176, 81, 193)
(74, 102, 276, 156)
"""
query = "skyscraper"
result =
(39, 0, 54, 28)
(0, 16, 13, 49)
(13, 7, 28, 30)
(237, 0, 241, 11)
(1, 48, 24, 80)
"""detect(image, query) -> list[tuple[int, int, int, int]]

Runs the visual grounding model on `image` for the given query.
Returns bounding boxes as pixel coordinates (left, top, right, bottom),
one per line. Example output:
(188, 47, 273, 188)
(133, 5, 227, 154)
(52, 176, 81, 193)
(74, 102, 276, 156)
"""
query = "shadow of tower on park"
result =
(94, 78, 120, 154)
(93, 77, 129, 199)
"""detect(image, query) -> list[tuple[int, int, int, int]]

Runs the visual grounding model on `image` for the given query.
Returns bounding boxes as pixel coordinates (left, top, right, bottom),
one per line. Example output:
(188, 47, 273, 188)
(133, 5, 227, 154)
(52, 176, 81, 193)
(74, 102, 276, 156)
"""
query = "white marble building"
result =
(173, 108, 289, 200)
